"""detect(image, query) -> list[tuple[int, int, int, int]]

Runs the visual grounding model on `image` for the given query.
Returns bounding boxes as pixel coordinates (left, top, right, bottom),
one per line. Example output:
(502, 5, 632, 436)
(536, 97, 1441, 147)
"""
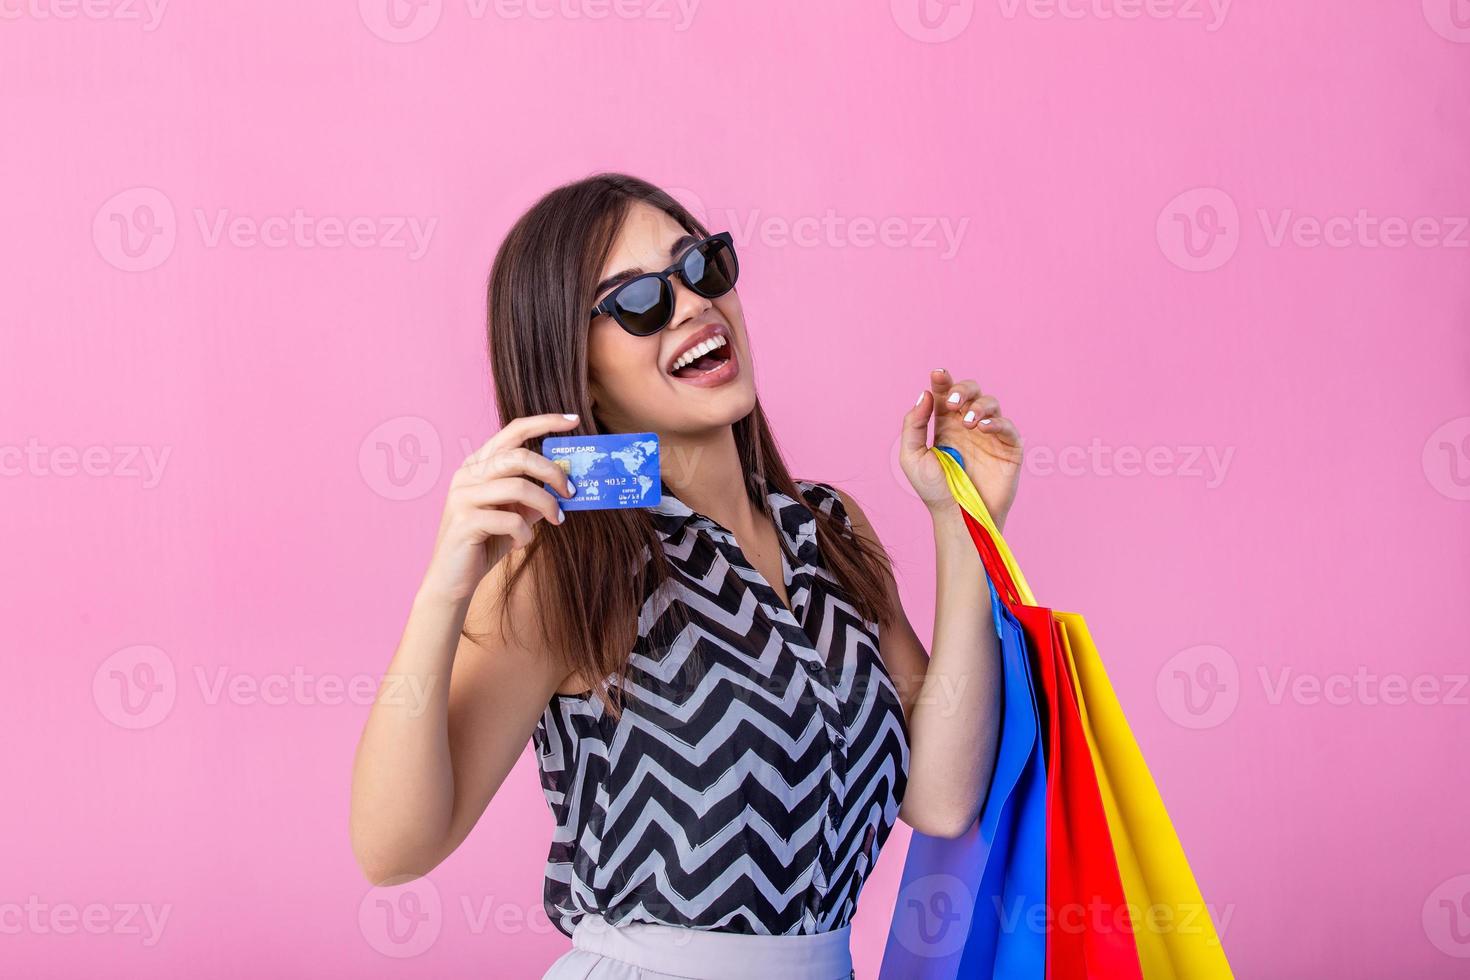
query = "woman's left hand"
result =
(899, 368, 1024, 530)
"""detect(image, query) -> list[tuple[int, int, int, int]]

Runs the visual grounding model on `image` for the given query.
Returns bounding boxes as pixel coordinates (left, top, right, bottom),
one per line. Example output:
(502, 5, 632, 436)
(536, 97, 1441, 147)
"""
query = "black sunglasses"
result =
(590, 231, 740, 336)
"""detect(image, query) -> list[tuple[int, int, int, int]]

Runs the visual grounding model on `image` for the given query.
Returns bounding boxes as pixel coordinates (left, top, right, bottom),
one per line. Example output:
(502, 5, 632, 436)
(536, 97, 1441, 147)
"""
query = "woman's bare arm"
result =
(349, 411, 582, 884)
(349, 556, 568, 884)
(834, 487, 1001, 840)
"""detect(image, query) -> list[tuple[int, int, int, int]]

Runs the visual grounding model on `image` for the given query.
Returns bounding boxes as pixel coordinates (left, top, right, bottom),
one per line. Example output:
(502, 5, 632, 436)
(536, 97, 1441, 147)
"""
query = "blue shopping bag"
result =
(879, 568, 1047, 979)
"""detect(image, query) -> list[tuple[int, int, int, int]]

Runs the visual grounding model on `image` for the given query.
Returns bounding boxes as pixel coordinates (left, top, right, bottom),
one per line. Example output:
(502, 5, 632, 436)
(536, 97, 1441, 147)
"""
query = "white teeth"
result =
(670, 334, 727, 372)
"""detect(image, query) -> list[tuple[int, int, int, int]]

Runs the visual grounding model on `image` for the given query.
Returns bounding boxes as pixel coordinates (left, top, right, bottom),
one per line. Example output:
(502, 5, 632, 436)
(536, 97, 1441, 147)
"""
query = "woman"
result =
(349, 173, 1024, 979)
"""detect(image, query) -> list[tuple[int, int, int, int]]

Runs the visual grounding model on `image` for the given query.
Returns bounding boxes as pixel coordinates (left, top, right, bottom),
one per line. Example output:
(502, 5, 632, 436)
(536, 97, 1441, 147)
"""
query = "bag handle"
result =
(931, 446, 1038, 607)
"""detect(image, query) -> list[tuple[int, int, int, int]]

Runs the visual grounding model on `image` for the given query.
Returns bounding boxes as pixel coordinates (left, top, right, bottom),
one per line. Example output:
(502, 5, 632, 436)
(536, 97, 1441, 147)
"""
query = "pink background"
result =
(4, 1, 1469, 977)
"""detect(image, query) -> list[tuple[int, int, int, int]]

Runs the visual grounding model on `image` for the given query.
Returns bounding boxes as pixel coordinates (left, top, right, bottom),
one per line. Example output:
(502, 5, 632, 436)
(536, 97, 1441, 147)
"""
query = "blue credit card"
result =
(541, 432, 662, 511)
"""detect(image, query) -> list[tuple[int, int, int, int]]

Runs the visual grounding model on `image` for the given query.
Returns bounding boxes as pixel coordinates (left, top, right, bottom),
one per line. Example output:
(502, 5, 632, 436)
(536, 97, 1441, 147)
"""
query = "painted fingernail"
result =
(562, 413, 579, 420)
(963, 410, 976, 423)
(556, 505, 565, 523)
(915, 392, 925, 406)
(947, 391, 961, 404)
(980, 418, 993, 426)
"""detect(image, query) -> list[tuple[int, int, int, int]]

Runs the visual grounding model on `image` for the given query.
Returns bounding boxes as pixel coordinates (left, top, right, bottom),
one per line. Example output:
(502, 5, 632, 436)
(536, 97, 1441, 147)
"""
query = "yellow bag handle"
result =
(931, 446, 1037, 605)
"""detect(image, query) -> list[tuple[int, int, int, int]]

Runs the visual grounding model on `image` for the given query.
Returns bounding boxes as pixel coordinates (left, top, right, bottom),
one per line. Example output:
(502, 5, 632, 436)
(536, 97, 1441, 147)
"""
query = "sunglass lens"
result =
(611, 275, 673, 335)
(684, 237, 737, 298)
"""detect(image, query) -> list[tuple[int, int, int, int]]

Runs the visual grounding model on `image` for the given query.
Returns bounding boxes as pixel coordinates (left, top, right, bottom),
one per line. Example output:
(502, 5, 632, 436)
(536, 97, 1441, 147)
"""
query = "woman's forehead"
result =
(604, 203, 685, 270)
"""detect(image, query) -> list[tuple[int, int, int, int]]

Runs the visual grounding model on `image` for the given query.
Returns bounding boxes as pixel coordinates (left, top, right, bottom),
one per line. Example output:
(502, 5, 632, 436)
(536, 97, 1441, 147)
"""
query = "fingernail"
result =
(562, 413, 579, 420)
(556, 505, 565, 523)
(947, 391, 961, 404)
(566, 481, 577, 496)
(963, 410, 976, 423)
(915, 392, 925, 406)
(980, 418, 993, 426)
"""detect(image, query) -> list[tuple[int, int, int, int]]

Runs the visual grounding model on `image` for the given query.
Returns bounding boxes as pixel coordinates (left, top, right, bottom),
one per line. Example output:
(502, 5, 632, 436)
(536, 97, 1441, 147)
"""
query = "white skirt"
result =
(541, 913, 855, 980)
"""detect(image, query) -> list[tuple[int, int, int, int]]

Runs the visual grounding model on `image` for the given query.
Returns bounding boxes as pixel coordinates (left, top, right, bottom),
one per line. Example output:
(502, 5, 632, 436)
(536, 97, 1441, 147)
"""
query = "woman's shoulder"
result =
(791, 478, 860, 529)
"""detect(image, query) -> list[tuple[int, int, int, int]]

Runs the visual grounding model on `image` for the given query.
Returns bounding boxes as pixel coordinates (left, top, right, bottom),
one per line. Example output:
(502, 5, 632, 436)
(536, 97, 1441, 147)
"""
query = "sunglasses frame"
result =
(589, 231, 739, 336)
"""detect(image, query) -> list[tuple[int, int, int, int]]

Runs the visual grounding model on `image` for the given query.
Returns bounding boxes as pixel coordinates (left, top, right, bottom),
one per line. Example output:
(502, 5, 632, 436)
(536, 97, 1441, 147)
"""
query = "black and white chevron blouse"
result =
(530, 475, 911, 938)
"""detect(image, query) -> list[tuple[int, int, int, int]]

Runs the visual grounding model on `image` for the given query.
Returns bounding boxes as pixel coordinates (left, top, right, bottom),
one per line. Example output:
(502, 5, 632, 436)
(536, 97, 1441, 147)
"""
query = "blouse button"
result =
(833, 731, 846, 748)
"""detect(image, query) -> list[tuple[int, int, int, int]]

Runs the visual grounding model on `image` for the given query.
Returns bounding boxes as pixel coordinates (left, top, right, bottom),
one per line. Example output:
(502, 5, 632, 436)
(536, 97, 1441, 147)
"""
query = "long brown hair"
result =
(475, 172, 896, 719)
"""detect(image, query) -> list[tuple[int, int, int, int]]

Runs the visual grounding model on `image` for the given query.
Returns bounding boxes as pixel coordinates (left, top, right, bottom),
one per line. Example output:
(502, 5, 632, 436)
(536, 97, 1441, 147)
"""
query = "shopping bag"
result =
(959, 580, 1048, 979)
(1057, 616, 1235, 979)
(934, 445, 1233, 979)
(935, 446, 1143, 980)
(879, 573, 1047, 979)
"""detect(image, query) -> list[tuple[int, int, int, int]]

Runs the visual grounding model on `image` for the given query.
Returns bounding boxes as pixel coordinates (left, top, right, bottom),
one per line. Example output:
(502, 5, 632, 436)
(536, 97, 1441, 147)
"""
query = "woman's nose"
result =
(667, 277, 713, 329)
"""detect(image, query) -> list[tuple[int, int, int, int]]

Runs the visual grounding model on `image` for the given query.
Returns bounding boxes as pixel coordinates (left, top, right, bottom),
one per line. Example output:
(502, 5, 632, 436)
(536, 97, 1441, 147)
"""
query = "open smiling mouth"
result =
(668, 333, 735, 381)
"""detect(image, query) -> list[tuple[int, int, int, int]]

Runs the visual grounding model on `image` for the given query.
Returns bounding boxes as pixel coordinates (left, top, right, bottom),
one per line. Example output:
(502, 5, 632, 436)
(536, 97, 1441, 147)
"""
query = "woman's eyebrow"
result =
(593, 235, 699, 297)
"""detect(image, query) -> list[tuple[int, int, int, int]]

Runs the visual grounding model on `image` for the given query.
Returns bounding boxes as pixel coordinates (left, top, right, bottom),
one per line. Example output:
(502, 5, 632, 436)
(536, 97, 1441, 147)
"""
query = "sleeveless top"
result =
(530, 475, 911, 938)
